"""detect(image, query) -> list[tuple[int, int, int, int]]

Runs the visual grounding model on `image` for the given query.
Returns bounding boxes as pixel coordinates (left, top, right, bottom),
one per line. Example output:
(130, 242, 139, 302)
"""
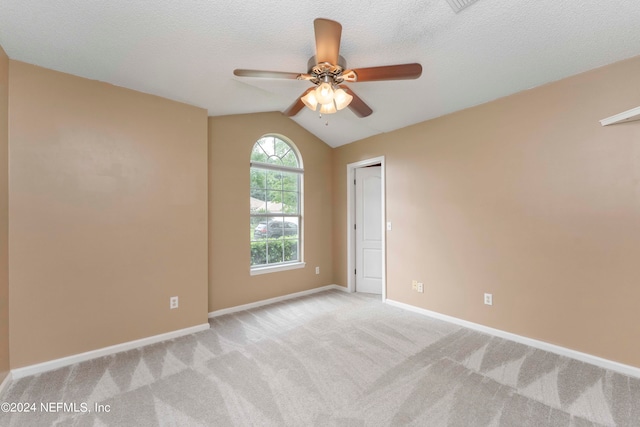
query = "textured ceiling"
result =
(1, 0, 640, 147)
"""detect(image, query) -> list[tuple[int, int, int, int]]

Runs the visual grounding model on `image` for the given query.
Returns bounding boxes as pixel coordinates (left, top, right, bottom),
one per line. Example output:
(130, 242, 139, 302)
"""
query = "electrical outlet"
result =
(411, 280, 418, 290)
(315, 266, 320, 274)
(484, 293, 493, 306)
(417, 282, 424, 293)
(170, 296, 179, 309)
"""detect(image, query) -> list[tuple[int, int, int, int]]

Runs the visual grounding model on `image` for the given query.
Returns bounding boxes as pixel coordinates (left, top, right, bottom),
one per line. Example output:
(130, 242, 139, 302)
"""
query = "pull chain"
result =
(318, 113, 329, 126)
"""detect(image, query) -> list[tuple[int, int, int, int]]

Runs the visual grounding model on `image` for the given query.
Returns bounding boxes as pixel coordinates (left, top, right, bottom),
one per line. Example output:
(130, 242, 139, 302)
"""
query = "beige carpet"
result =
(1, 290, 639, 426)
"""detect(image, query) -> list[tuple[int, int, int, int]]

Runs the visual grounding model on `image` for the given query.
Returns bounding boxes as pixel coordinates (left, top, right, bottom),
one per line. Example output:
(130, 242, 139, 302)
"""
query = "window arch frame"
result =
(249, 134, 305, 274)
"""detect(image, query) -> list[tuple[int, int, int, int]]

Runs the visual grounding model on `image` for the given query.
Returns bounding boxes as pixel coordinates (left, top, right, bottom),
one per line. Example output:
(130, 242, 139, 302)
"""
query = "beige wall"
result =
(8, 62, 209, 368)
(0, 46, 9, 382)
(3, 48, 639, 373)
(209, 112, 333, 311)
(333, 55, 640, 368)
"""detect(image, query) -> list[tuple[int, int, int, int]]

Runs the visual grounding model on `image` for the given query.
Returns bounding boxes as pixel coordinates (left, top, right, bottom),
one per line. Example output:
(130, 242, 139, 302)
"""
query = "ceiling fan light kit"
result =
(300, 90, 319, 111)
(315, 79, 335, 105)
(233, 18, 423, 118)
(320, 101, 337, 115)
(333, 88, 353, 110)
(301, 77, 353, 114)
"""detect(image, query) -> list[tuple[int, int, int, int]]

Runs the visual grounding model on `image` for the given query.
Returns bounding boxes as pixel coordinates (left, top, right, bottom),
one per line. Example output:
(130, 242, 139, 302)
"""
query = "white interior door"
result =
(355, 166, 382, 294)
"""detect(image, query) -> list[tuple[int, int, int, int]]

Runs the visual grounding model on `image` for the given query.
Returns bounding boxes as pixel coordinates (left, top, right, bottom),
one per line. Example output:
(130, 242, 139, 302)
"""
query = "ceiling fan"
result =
(233, 18, 423, 118)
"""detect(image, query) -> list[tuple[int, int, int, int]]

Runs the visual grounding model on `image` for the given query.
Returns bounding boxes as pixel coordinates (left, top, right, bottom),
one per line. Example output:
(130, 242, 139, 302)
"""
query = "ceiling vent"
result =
(445, 0, 480, 13)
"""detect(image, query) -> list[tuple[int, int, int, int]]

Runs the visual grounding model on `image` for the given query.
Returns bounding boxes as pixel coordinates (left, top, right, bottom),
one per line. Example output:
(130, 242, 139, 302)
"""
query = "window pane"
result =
(265, 216, 285, 264)
(283, 239, 298, 262)
(251, 217, 268, 241)
(281, 171, 298, 191)
(267, 241, 284, 264)
(252, 216, 284, 240)
(266, 191, 283, 213)
(282, 219, 298, 238)
(251, 143, 268, 163)
(258, 137, 275, 157)
(250, 216, 300, 265)
(275, 139, 290, 157)
(265, 170, 282, 190)
(266, 155, 283, 165)
(250, 191, 266, 213)
(250, 220, 261, 247)
(253, 137, 300, 169)
(282, 192, 298, 214)
(265, 216, 284, 239)
(281, 150, 298, 168)
(250, 240, 267, 265)
(250, 168, 266, 190)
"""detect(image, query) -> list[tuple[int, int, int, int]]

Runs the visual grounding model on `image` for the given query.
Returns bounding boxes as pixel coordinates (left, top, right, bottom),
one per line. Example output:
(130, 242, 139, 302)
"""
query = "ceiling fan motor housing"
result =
(305, 55, 349, 85)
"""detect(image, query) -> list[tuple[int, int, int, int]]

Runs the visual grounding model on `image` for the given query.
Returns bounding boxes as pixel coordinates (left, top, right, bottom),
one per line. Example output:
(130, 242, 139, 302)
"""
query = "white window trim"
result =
(250, 261, 306, 276)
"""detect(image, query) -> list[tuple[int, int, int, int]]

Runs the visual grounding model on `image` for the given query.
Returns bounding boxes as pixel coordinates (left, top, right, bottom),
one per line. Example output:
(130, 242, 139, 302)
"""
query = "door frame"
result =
(346, 156, 386, 300)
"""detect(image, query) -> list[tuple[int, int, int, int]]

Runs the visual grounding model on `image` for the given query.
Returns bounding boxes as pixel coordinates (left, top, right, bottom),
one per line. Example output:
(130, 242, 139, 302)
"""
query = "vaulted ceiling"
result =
(1, 1, 640, 147)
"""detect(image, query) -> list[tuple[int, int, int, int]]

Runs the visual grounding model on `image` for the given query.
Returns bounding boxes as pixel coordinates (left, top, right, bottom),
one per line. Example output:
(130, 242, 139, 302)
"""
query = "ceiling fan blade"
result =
(339, 85, 373, 118)
(234, 69, 305, 79)
(314, 18, 342, 65)
(283, 88, 315, 117)
(342, 63, 422, 82)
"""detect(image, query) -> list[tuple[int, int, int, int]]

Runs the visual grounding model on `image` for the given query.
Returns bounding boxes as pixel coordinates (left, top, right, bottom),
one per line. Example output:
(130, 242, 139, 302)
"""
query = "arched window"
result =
(250, 135, 303, 272)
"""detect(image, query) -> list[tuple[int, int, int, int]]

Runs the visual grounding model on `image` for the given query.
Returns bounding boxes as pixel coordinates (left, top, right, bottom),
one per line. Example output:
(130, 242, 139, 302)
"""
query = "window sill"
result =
(250, 262, 306, 276)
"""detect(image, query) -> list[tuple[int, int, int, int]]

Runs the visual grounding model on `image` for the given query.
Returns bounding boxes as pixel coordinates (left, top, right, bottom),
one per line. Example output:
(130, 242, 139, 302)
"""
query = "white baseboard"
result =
(385, 299, 640, 379)
(0, 371, 12, 397)
(11, 323, 210, 380)
(209, 284, 350, 318)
